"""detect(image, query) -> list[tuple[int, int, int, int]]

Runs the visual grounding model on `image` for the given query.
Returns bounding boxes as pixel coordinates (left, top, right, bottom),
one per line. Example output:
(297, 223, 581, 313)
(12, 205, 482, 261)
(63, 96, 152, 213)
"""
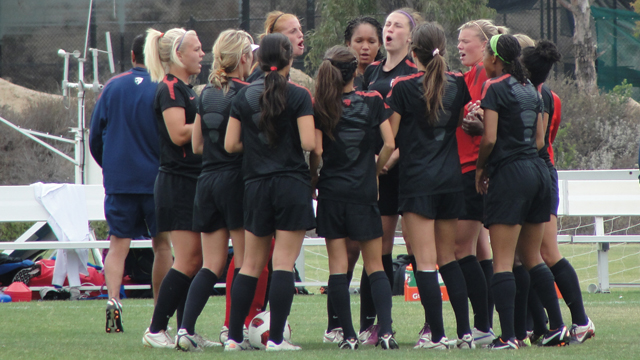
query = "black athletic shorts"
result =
(104, 194, 156, 238)
(398, 191, 465, 220)
(316, 198, 383, 241)
(483, 158, 551, 227)
(547, 165, 559, 217)
(378, 166, 399, 216)
(243, 176, 316, 237)
(192, 170, 244, 233)
(459, 170, 484, 222)
(154, 171, 198, 232)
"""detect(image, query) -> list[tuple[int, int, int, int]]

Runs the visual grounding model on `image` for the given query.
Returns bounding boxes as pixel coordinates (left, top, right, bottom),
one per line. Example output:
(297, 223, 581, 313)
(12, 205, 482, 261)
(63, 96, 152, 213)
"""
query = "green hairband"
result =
(490, 34, 510, 64)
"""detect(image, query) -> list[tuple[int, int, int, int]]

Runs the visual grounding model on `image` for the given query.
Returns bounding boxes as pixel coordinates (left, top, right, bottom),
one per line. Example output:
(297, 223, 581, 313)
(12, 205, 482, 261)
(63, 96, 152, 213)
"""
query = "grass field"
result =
(1, 290, 639, 360)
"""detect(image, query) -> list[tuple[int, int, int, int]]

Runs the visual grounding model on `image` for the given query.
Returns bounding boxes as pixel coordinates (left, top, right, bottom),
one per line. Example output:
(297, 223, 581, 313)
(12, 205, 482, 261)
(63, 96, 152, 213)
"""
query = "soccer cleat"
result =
(105, 298, 123, 333)
(176, 329, 201, 352)
(339, 338, 359, 350)
(323, 327, 344, 343)
(142, 328, 175, 348)
(220, 325, 249, 343)
(414, 335, 448, 350)
(266, 339, 302, 351)
(456, 333, 476, 349)
(529, 331, 545, 345)
(414, 323, 434, 348)
(488, 337, 518, 350)
(516, 337, 532, 347)
(472, 327, 495, 347)
(358, 324, 380, 345)
(224, 338, 252, 351)
(192, 332, 221, 347)
(376, 333, 399, 350)
(220, 325, 229, 343)
(540, 325, 569, 347)
(570, 318, 595, 344)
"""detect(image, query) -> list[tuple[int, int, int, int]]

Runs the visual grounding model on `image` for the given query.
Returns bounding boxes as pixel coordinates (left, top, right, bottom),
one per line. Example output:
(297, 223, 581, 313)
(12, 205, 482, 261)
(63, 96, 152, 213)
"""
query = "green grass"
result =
(301, 243, 640, 291)
(0, 291, 639, 360)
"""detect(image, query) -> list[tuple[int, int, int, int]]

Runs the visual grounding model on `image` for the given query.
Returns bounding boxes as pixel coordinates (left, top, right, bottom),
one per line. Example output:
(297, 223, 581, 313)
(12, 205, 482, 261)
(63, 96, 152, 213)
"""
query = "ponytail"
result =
(489, 34, 527, 84)
(411, 22, 447, 126)
(421, 54, 447, 126)
(144, 27, 194, 82)
(314, 46, 357, 140)
(144, 29, 165, 82)
(257, 33, 294, 146)
(209, 29, 253, 93)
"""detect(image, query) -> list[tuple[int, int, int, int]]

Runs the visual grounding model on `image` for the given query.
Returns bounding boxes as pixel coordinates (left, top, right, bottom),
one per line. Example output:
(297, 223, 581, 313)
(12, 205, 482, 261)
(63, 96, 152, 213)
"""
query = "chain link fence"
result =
(0, 1, 634, 93)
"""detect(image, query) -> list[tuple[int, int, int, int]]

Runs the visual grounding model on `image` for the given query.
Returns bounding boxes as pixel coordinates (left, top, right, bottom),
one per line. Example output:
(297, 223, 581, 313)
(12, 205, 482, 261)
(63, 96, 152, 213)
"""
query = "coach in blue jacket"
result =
(89, 34, 172, 333)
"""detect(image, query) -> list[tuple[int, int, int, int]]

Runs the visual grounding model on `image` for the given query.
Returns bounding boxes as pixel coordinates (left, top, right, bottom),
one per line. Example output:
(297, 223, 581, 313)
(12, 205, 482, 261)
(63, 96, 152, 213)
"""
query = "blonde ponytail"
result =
(143, 27, 196, 82)
(208, 29, 253, 92)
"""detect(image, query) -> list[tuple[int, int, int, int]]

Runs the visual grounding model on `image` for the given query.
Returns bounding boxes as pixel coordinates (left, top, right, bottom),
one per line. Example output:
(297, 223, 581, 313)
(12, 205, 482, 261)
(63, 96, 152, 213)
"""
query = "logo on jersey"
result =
(390, 78, 396, 88)
(134, 77, 143, 85)
(189, 96, 195, 100)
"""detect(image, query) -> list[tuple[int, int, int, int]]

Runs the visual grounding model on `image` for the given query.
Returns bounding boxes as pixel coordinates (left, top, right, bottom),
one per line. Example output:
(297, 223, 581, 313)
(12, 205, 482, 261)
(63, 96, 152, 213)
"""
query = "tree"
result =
(558, 0, 598, 94)
(304, 0, 495, 72)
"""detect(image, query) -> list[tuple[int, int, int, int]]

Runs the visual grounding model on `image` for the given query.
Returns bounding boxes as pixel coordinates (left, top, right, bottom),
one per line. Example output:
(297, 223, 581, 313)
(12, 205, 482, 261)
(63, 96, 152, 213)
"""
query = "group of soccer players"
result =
(131, 7, 596, 352)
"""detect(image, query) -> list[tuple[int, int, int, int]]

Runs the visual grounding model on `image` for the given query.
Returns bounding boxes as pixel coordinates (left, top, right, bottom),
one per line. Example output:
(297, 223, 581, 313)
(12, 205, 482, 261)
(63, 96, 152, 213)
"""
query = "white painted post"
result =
(295, 247, 305, 282)
(595, 217, 610, 293)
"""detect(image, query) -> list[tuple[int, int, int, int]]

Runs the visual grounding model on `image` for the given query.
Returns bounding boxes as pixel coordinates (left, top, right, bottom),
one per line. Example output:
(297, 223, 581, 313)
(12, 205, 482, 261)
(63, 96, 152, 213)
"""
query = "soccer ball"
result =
(248, 311, 292, 349)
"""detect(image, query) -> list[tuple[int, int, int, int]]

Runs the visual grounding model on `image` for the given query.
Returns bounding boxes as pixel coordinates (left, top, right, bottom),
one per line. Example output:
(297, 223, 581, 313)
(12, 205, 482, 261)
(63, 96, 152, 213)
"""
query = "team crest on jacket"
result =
(135, 77, 144, 85)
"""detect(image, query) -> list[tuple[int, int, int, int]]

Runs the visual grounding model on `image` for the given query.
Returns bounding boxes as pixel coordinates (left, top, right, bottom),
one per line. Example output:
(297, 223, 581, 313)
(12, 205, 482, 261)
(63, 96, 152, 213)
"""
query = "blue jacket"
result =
(89, 67, 159, 194)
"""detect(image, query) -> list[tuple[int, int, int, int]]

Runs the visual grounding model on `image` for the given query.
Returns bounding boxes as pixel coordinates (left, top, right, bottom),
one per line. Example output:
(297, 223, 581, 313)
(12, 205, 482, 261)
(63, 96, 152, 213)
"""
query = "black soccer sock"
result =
(176, 274, 194, 329)
(326, 270, 354, 331)
(369, 271, 393, 336)
(491, 271, 516, 340)
(551, 258, 588, 326)
(529, 263, 564, 330)
(458, 255, 490, 332)
(228, 274, 258, 342)
(326, 280, 340, 331)
(513, 265, 530, 340)
(268, 270, 295, 344)
(328, 274, 357, 339)
(382, 253, 394, 289)
(528, 281, 549, 335)
(231, 267, 240, 288)
(415, 270, 445, 342)
(149, 268, 192, 333)
(439, 261, 471, 338)
(359, 269, 376, 332)
(181, 268, 218, 335)
(479, 259, 495, 327)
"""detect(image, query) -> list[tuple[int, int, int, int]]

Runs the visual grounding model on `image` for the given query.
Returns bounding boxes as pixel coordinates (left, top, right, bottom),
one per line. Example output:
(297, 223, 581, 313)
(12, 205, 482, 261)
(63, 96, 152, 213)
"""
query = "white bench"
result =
(2, 169, 640, 293)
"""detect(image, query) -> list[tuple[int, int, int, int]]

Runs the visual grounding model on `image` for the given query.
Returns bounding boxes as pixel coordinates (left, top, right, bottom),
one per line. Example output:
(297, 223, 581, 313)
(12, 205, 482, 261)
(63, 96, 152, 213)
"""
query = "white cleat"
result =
(472, 327, 496, 347)
(224, 338, 252, 351)
(266, 339, 302, 351)
(323, 327, 344, 343)
(142, 328, 175, 348)
(414, 336, 449, 350)
(456, 333, 476, 349)
(570, 318, 595, 344)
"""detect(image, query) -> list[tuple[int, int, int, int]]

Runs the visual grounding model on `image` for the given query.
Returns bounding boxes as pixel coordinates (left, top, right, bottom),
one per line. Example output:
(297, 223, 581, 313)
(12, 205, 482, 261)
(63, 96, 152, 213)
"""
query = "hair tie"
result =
(472, 21, 489, 42)
(177, 31, 188, 51)
(490, 35, 510, 64)
(160, 32, 164, 38)
(270, 66, 278, 71)
(269, 13, 286, 34)
(396, 10, 416, 28)
(432, 48, 440, 57)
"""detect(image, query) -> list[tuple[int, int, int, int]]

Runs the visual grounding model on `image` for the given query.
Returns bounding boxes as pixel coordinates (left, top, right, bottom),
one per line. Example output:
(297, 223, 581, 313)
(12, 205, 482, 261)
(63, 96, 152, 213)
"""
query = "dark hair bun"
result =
(535, 40, 562, 63)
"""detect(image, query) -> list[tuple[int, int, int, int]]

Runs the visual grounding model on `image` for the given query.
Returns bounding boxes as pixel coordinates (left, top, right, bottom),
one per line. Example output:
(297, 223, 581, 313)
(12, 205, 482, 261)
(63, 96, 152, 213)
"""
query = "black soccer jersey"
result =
(245, 67, 265, 83)
(362, 55, 418, 98)
(198, 78, 248, 173)
(229, 79, 315, 183)
(154, 74, 202, 179)
(480, 74, 543, 175)
(386, 71, 471, 197)
(537, 83, 554, 167)
(353, 74, 364, 91)
(317, 90, 393, 205)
